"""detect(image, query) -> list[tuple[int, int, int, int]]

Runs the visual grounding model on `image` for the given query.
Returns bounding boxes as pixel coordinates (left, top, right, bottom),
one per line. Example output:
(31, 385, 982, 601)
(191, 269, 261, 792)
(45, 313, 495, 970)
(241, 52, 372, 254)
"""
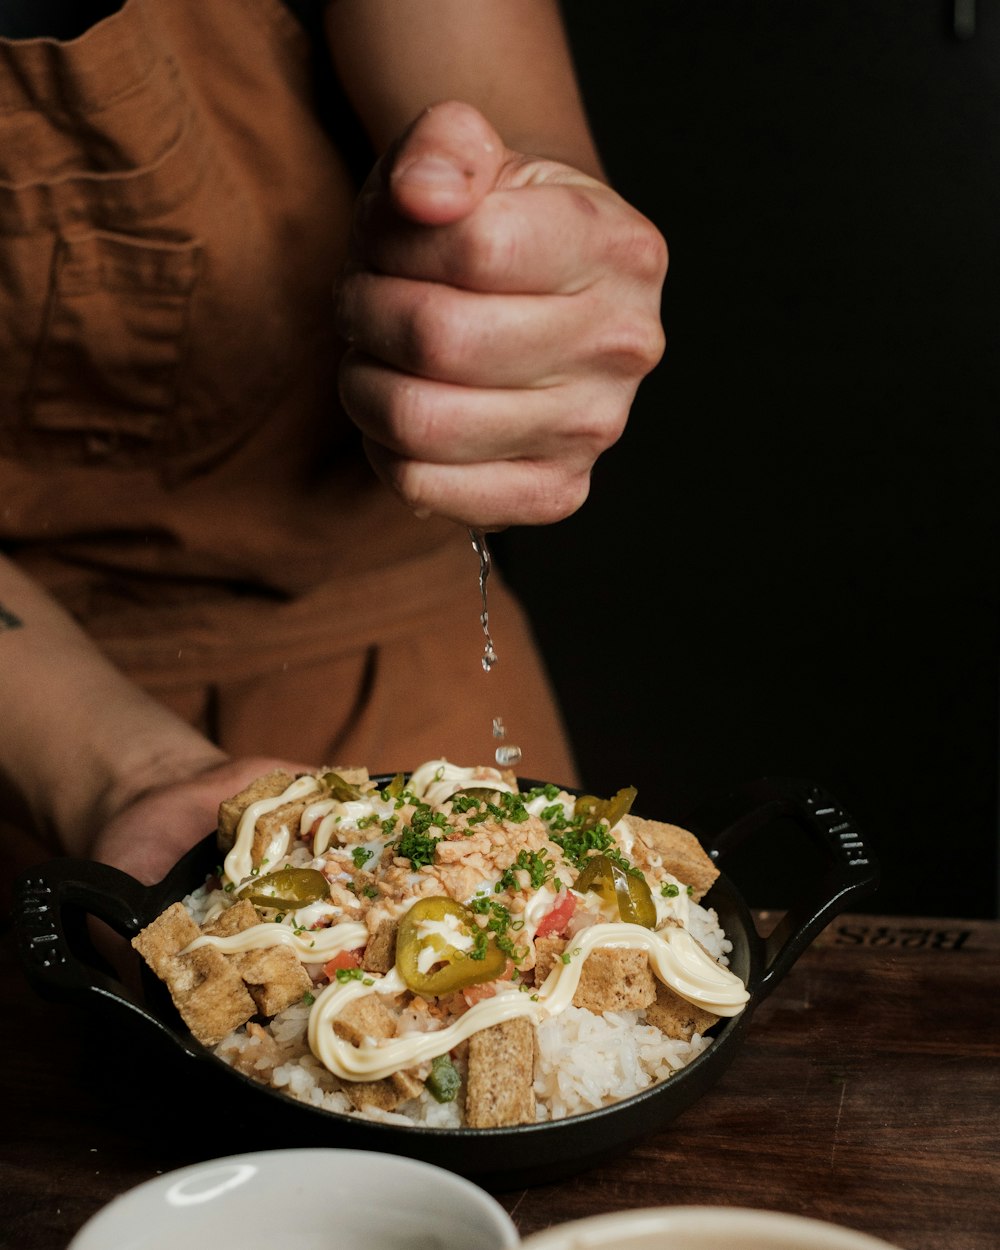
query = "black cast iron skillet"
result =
(13, 774, 878, 1189)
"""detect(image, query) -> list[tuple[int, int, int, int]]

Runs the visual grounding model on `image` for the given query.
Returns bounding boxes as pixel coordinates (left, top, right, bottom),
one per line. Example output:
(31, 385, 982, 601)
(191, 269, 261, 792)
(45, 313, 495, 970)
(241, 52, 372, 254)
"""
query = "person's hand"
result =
(90, 756, 314, 886)
(334, 99, 668, 530)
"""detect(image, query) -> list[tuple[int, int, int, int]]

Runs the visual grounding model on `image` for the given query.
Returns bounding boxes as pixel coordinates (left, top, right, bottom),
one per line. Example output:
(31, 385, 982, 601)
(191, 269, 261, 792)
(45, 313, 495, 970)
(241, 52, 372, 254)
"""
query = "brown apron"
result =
(0, 2, 579, 801)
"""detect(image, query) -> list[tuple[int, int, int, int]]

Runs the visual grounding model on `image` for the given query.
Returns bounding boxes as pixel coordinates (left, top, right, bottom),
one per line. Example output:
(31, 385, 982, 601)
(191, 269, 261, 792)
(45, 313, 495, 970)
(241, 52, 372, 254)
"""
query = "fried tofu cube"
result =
(238, 948, 311, 1017)
(532, 935, 566, 984)
(332, 993, 397, 1046)
(361, 919, 397, 974)
(644, 981, 720, 1041)
(390, 1066, 426, 1102)
(345, 1079, 402, 1112)
(629, 815, 720, 902)
(249, 797, 313, 870)
(131, 903, 256, 1047)
(534, 938, 657, 1013)
(202, 900, 311, 1017)
(465, 1017, 536, 1128)
(330, 990, 421, 1113)
(216, 770, 295, 851)
(572, 947, 657, 1013)
(344, 1065, 422, 1113)
(218, 765, 372, 866)
(199, 898, 258, 940)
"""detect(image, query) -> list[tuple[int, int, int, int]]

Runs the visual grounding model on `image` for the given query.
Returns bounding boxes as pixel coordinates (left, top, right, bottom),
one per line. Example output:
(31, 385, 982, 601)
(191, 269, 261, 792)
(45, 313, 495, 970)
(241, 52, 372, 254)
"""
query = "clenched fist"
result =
(335, 100, 667, 530)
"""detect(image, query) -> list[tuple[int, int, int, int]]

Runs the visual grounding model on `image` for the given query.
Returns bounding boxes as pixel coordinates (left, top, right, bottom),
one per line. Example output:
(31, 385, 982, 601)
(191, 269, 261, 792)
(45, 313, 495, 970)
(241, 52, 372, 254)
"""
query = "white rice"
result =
(209, 898, 732, 1129)
(687, 900, 733, 964)
(184, 773, 736, 1129)
(534, 1007, 710, 1122)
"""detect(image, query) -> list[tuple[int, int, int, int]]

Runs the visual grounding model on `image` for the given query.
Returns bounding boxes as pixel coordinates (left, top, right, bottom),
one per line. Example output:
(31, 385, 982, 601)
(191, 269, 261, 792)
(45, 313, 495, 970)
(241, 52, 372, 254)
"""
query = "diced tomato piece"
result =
(460, 958, 515, 1007)
(323, 948, 362, 979)
(534, 890, 577, 939)
(461, 982, 498, 1006)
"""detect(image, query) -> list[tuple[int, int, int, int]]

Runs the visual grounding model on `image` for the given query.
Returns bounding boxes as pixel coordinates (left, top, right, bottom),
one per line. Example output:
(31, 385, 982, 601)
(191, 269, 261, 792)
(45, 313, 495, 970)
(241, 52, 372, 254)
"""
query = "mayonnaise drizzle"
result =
(183, 920, 369, 962)
(653, 875, 692, 929)
(206, 760, 749, 1088)
(223, 775, 321, 884)
(407, 759, 514, 807)
(308, 797, 382, 856)
(308, 921, 749, 1082)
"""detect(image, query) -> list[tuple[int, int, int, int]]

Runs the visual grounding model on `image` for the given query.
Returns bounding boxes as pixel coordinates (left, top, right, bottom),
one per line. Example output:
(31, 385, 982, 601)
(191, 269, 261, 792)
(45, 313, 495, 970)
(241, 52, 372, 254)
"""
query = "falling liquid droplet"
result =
(470, 533, 521, 768)
(470, 528, 498, 673)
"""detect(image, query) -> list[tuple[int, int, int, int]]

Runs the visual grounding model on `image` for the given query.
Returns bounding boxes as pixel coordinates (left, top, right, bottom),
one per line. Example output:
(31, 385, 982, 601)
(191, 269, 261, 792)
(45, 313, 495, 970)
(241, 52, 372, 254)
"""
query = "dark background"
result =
(495, 0, 1000, 919)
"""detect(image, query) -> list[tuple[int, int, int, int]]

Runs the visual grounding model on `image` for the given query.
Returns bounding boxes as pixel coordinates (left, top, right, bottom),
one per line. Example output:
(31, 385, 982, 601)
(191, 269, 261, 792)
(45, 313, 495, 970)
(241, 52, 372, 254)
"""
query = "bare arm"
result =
(324, 0, 605, 175)
(0, 556, 309, 887)
(0, 554, 226, 857)
(324, 3, 668, 529)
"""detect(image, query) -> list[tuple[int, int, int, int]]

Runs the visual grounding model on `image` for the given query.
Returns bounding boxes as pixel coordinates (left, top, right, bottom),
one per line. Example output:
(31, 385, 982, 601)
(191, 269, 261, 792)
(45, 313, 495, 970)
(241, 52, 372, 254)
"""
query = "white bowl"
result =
(68, 1148, 520, 1250)
(520, 1206, 906, 1250)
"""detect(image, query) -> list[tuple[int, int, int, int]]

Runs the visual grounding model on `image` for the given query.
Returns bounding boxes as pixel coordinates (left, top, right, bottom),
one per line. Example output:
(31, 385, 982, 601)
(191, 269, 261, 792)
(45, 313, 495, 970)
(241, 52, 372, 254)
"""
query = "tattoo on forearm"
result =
(0, 603, 24, 632)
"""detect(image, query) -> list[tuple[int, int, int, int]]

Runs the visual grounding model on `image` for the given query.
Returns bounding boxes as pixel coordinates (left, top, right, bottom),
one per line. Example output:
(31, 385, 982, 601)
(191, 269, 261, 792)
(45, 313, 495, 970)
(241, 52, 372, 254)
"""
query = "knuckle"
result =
(523, 465, 592, 525)
(386, 459, 425, 508)
(383, 377, 436, 450)
(600, 312, 667, 377)
(547, 474, 592, 523)
(454, 209, 520, 286)
(403, 287, 471, 379)
(363, 435, 429, 513)
(556, 388, 626, 455)
(615, 215, 670, 284)
(340, 349, 458, 461)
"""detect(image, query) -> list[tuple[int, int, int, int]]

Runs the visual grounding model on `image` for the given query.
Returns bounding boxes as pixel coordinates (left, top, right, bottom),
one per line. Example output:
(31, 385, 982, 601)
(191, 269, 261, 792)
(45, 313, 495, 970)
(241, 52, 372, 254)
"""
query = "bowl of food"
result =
(520, 1205, 906, 1250)
(13, 758, 878, 1189)
(67, 1147, 521, 1250)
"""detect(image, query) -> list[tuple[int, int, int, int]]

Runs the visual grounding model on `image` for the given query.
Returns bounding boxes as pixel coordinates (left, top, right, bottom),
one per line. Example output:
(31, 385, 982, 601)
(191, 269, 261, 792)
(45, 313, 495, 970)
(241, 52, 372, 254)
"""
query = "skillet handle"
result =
(12, 857, 198, 1053)
(688, 776, 880, 1000)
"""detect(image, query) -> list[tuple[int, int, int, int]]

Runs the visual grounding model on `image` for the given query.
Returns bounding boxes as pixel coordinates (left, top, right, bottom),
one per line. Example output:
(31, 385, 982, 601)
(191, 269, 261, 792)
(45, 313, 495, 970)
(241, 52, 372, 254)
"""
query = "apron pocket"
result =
(25, 230, 201, 466)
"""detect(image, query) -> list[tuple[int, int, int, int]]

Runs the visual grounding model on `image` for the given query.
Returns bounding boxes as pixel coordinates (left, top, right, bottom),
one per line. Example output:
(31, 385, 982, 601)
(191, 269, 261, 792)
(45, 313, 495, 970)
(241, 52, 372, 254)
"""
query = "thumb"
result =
(386, 99, 508, 226)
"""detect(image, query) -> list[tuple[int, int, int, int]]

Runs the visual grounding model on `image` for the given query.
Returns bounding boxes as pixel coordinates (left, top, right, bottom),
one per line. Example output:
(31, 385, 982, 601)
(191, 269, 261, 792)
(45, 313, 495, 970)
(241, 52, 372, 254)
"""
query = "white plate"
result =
(68, 1148, 520, 1250)
(520, 1206, 906, 1250)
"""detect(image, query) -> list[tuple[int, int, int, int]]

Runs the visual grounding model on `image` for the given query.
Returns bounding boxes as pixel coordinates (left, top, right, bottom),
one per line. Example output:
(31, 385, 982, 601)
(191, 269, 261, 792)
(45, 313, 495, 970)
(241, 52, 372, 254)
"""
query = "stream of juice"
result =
(469, 528, 522, 769)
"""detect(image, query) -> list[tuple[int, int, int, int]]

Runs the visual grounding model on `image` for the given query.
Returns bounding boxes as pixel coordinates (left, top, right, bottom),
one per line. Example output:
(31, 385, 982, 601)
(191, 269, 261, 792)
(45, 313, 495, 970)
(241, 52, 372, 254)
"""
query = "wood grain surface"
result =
(2, 913, 997, 1250)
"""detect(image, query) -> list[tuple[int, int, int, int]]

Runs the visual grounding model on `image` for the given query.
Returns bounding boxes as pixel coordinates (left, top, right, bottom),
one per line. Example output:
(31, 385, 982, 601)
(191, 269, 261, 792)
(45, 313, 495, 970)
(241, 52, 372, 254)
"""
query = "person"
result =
(0, 0, 667, 905)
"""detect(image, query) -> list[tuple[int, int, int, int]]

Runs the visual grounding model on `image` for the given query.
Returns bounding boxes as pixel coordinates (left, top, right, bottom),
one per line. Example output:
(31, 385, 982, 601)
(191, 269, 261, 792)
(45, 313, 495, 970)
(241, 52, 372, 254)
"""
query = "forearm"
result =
(0, 555, 225, 856)
(324, 0, 605, 177)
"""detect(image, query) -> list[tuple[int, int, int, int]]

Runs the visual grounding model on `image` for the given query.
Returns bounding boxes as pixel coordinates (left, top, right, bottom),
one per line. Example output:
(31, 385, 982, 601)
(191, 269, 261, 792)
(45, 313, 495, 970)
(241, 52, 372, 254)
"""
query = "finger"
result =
(339, 348, 627, 465)
(337, 270, 664, 393)
(337, 275, 593, 388)
(352, 98, 507, 233)
(380, 100, 508, 227)
(353, 182, 649, 295)
(362, 437, 594, 530)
